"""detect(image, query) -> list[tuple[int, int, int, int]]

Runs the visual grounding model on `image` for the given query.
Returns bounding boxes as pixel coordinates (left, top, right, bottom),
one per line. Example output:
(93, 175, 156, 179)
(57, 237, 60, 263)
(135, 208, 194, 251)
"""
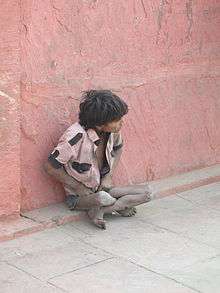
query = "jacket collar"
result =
(86, 128, 100, 144)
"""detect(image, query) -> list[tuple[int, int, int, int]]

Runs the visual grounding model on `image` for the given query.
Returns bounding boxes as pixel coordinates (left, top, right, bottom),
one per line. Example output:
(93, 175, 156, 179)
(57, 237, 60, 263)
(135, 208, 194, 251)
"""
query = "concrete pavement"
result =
(0, 181, 220, 292)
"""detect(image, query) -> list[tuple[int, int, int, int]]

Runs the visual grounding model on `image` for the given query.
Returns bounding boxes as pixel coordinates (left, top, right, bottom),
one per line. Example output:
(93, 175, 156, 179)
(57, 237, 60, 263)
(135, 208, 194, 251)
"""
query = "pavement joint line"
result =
(89, 253, 204, 293)
(20, 212, 61, 226)
(127, 259, 203, 293)
(47, 256, 115, 281)
(59, 225, 118, 257)
(176, 193, 220, 209)
(5, 261, 68, 293)
(104, 255, 203, 293)
(182, 253, 220, 267)
(77, 235, 121, 258)
(171, 253, 220, 271)
(4, 260, 43, 282)
(20, 213, 40, 223)
(176, 194, 200, 204)
(46, 280, 69, 293)
(149, 219, 219, 249)
(139, 218, 220, 250)
(5, 257, 68, 293)
(176, 193, 220, 212)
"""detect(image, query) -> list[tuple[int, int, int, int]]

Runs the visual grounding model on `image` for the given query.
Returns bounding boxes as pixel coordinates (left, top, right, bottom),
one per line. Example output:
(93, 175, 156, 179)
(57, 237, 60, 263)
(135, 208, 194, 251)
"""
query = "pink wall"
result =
(0, 1, 21, 218)
(1, 0, 220, 216)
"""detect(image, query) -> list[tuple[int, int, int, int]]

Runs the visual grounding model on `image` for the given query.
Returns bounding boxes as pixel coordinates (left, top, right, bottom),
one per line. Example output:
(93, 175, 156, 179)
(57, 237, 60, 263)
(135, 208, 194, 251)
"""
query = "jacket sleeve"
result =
(113, 132, 123, 151)
(48, 132, 83, 169)
(48, 142, 73, 168)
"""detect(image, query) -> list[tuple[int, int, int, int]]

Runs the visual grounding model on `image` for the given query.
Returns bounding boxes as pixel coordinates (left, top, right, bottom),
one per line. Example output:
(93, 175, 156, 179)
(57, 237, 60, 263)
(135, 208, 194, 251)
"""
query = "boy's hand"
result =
(98, 175, 113, 192)
(68, 180, 94, 196)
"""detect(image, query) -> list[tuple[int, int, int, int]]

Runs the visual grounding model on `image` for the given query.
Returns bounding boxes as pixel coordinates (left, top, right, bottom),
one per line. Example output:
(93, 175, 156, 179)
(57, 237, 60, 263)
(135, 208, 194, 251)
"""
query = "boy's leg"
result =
(87, 191, 151, 229)
(87, 184, 152, 229)
(65, 183, 151, 230)
(108, 184, 151, 199)
(76, 191, 116, 210)
(103, 192, 150, 213)
(64, 184, 116, 210)
(107, 184, 151, 216)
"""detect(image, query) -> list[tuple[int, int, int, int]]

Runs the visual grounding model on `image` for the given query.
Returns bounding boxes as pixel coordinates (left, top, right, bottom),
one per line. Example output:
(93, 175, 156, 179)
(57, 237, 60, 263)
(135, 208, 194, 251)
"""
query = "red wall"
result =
(1, 0, 220, 216)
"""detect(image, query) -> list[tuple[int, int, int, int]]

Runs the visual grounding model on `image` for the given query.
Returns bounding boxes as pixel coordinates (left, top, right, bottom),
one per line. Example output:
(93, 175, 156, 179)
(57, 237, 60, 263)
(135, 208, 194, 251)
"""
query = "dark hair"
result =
(79, 90, 128, 128)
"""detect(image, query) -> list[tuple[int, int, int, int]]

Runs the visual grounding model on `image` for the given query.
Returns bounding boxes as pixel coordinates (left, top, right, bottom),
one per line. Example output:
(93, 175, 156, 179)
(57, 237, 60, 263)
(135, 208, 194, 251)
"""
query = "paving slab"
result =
(167, 255, 220, 293)
(137, 194, 220, 249)
(176, 182, 220, 211)
(0, 227, 83, 262)
(63, 213, 218, 275)
(5, 234, 112, 281)
(49, 257, 197, 293)
(0, 262, 63, 293)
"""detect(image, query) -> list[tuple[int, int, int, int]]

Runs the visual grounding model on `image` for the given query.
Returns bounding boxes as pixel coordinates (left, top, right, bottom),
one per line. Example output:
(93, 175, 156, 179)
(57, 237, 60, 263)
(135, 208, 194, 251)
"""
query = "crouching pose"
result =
(44, 90, 151, 229)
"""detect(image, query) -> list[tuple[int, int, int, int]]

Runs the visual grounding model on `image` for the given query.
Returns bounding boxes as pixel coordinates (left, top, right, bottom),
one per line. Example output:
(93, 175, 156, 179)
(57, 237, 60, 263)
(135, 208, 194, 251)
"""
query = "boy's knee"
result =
(96, 191, 116, 206)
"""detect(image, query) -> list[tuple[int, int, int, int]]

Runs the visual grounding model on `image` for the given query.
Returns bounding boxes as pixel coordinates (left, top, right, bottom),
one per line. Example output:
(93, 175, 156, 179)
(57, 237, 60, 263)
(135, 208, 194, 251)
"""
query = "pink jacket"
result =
(49, 122, 123, 191)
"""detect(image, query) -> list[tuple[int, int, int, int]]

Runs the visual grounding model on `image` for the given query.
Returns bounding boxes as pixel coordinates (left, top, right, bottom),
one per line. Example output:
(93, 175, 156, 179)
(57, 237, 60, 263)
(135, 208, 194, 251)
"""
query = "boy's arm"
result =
(45, 132, 93, 196)
(110, 147, 123, 174)
(99, 148, 122, 191)
(44, 161, 93, 196)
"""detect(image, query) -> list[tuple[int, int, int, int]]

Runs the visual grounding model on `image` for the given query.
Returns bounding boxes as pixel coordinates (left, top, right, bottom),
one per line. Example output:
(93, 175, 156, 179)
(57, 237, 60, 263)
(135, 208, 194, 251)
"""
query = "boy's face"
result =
(98, 118, 123, 133)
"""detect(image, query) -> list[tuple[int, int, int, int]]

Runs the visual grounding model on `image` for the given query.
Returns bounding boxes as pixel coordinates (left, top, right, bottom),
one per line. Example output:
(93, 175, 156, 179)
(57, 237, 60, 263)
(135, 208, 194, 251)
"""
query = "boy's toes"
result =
(118, 207, 137, 217)
(87, 208, 106, 230)
(93, 219, 106, 230)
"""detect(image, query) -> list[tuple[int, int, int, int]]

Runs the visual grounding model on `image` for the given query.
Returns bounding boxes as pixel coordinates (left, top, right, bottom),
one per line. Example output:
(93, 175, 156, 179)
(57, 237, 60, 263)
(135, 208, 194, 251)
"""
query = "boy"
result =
(44, 90, 151, 229)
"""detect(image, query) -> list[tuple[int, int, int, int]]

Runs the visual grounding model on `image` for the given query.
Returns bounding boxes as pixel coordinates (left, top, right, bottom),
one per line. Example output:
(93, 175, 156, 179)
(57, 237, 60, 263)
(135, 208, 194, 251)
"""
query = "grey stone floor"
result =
(0, 182, 220, 293)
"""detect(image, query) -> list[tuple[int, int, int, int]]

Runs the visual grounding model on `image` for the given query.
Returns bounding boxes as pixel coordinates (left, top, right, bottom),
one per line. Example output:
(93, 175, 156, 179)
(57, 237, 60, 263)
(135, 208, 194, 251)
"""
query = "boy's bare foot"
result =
(118, 207, 137, 217)
(87, 207, 106, 230)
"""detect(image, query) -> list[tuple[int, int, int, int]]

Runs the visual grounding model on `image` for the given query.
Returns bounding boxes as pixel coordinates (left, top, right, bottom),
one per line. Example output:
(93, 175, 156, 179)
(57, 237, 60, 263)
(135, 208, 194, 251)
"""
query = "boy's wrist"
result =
(99, 174, 113, 190)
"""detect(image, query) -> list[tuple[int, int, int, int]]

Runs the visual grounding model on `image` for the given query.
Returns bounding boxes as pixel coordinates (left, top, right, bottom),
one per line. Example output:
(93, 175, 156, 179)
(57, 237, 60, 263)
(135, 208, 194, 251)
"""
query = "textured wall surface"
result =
(5, 0, 220, 213)
(0, 1, 21, 218)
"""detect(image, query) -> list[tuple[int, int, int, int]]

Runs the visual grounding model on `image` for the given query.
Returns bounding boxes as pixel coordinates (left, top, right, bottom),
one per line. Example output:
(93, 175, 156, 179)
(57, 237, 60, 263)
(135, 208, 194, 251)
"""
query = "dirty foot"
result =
(118, 207, 137, 217)
(87, 207, 106, 230)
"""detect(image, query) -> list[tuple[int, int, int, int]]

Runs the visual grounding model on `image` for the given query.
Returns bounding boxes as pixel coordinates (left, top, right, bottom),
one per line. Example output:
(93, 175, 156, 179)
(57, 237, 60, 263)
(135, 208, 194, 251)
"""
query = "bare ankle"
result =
(87, 208, 106, 230)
